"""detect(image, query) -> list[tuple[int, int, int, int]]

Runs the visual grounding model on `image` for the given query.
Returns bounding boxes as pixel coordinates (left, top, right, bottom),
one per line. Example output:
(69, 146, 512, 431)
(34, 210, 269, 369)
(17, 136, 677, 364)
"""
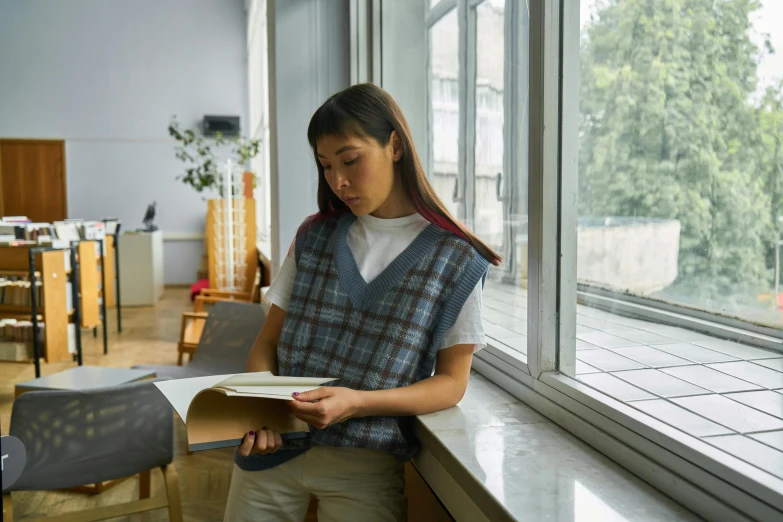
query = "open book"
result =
(154, 372, 337, 452)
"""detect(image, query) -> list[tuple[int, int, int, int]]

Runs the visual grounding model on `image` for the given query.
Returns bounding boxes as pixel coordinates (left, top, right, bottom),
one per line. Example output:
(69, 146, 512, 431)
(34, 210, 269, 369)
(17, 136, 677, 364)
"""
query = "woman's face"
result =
(316, 132, 414, 219)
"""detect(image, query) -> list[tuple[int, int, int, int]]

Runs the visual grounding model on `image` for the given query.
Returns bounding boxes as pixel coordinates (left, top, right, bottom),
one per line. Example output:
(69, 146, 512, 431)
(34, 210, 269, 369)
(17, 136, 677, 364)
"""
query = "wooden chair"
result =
(177, 311, 208, 366)
(177, 269, 261, 365)
(3, 380, 182, 522)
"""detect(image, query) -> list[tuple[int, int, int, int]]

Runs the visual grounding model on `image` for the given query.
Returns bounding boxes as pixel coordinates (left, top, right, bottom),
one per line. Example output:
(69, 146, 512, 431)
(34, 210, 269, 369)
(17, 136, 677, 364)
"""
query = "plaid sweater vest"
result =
(235, 212, 490, 472)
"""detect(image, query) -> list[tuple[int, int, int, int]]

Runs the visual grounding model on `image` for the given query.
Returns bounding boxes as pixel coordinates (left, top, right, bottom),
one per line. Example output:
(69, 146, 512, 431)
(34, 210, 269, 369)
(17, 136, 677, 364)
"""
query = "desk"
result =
(15, 366, 156, 397)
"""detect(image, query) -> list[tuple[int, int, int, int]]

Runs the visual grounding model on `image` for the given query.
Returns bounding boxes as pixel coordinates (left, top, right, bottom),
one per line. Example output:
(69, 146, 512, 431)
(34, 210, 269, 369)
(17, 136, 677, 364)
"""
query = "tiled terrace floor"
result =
(482, 281, 783, 482)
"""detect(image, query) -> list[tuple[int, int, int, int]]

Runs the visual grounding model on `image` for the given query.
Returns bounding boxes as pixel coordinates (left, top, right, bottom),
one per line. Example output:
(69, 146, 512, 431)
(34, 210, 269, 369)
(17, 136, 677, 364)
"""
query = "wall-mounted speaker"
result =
(203, 115, 240, 137)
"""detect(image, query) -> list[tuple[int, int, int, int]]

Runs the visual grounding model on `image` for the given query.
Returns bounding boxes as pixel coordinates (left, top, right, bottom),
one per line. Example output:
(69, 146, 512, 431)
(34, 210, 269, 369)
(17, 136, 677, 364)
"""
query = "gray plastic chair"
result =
(4, 379, 182, 522)
(135, 300, 266, 379)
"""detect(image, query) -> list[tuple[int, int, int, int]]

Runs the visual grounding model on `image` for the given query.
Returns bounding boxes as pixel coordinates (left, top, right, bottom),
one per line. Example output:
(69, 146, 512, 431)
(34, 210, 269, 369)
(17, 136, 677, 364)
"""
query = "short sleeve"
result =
(438, 279, 485, 352)
(263, 248, 297, 311)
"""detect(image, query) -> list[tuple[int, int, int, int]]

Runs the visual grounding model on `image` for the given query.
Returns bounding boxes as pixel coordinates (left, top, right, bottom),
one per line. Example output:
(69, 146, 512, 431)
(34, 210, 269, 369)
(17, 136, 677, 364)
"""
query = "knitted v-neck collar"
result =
(333, 212, 443, 310)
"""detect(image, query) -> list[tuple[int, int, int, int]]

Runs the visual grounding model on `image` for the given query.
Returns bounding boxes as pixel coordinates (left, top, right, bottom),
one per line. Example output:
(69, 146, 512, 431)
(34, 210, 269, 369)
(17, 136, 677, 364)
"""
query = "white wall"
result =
(267, 0, 350, 274)
(0, 0, 248, 284)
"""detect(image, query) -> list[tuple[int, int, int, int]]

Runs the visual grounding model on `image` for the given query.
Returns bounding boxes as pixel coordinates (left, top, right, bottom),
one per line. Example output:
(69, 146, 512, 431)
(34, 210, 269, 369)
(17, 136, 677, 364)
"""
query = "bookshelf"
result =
(80, 241, 100, 327)
(0, 218, 121, 371)
(0, 245, 83, 377)
(76, 239, 111, 356)
(103, 229, 122, 332)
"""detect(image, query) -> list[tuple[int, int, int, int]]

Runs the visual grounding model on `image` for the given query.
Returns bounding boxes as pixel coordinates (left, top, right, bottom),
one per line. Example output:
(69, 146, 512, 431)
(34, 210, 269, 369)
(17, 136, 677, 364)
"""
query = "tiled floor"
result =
(481, 281, 783, 483)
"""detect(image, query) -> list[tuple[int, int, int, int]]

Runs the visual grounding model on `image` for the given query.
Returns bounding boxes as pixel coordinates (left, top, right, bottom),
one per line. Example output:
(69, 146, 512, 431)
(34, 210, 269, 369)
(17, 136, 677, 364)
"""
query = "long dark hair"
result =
(304, 83, 501, 266)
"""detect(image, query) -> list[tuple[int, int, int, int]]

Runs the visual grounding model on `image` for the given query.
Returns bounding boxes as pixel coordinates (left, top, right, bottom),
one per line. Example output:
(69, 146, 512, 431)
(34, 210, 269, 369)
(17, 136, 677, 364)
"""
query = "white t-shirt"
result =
(264, 212, 486, 351)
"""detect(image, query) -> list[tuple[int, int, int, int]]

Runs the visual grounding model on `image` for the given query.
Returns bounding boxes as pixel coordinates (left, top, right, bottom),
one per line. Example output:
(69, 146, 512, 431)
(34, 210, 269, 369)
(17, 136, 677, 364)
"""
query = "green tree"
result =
(579, 0, 777, 316)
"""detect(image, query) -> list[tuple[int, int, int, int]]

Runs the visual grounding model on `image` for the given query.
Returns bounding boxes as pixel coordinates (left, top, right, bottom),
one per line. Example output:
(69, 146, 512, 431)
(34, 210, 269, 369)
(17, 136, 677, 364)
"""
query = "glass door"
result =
(427, 7, 462, 220)
(470, 0, 526, 283)
(469, 0, 506, 254)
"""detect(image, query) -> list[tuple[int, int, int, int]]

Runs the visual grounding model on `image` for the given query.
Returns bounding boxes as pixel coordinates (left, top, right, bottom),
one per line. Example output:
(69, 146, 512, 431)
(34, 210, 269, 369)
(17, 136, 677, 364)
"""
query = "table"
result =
(13, 366, 157, 494)
(14, 366, 156, 397)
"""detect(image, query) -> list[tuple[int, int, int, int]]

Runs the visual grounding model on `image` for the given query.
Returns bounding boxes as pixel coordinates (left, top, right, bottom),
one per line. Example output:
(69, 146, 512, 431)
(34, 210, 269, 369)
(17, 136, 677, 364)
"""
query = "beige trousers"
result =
(223, 447, 406, 522)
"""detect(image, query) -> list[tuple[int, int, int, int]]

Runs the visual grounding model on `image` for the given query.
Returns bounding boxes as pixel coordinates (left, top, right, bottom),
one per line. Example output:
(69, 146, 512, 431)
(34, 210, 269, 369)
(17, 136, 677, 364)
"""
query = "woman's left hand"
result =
(289, 387, 364, 429)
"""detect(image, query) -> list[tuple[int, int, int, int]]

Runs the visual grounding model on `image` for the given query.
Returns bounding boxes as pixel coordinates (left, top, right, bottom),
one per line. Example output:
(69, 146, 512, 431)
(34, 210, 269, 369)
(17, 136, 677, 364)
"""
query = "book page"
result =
(154, 371, 336, 421)
(215, 373, 337, 388)
(218, 384, 325, 398)
(154, 373, 237, 421)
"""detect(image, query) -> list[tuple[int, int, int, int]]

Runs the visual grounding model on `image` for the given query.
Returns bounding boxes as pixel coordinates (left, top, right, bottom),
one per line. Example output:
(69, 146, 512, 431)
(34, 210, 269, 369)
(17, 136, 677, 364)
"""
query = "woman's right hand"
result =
(238, 428, 283, 457)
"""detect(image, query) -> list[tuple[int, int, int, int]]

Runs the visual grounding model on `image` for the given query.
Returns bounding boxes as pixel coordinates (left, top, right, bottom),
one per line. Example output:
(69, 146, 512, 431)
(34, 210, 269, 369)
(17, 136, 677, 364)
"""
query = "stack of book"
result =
(0, 276, 72, 310)
(0, 278, 43, 307)
(1, 216, 108, 246)
(0, 318, 38, 361)
(0, 318, 76, 361)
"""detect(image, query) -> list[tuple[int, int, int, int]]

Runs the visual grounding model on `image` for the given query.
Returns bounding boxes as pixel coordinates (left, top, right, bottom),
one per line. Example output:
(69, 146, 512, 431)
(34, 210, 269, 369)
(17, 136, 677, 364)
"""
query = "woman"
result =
(224, 83, 501, 522)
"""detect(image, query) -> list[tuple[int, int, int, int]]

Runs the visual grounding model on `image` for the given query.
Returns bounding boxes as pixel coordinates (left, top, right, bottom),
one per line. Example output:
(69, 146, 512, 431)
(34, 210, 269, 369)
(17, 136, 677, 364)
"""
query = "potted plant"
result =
(168, 116, 262, 293)
(168, 115, 262, 198)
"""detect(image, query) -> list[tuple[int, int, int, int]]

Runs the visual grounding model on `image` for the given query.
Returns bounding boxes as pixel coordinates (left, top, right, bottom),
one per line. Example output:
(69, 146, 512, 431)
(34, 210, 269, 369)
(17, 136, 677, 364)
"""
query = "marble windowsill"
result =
(412, 371, 703, 522)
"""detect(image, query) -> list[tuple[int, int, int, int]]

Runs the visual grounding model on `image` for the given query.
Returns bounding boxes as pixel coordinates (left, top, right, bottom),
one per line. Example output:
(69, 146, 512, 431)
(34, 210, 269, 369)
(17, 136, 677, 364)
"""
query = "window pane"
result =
(576, 0, 783, 328)
(428, 9, 460, 219)
(473, 0, 505, 251)
(474, 0, 529, 361)
(566, 0, 783, 484)
(422, 1, 529, 361)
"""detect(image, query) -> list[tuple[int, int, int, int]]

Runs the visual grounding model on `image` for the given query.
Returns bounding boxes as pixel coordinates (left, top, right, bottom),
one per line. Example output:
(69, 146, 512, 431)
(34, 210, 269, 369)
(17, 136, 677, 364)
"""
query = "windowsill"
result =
(452, 357, 783, 520)
(412, 370, 703, 521)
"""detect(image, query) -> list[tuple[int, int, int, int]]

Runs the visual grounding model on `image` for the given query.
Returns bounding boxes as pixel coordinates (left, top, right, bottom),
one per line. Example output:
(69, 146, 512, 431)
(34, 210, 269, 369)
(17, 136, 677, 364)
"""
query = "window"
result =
(426, 0, 530, 366)
(562, 0, 783, 501)
(427, 8, 459, 220)
(380, 0, 783, 518)
(574, 0, 783, 330)
(247, 0, 272, 242)
(473, 0, 505, 252)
